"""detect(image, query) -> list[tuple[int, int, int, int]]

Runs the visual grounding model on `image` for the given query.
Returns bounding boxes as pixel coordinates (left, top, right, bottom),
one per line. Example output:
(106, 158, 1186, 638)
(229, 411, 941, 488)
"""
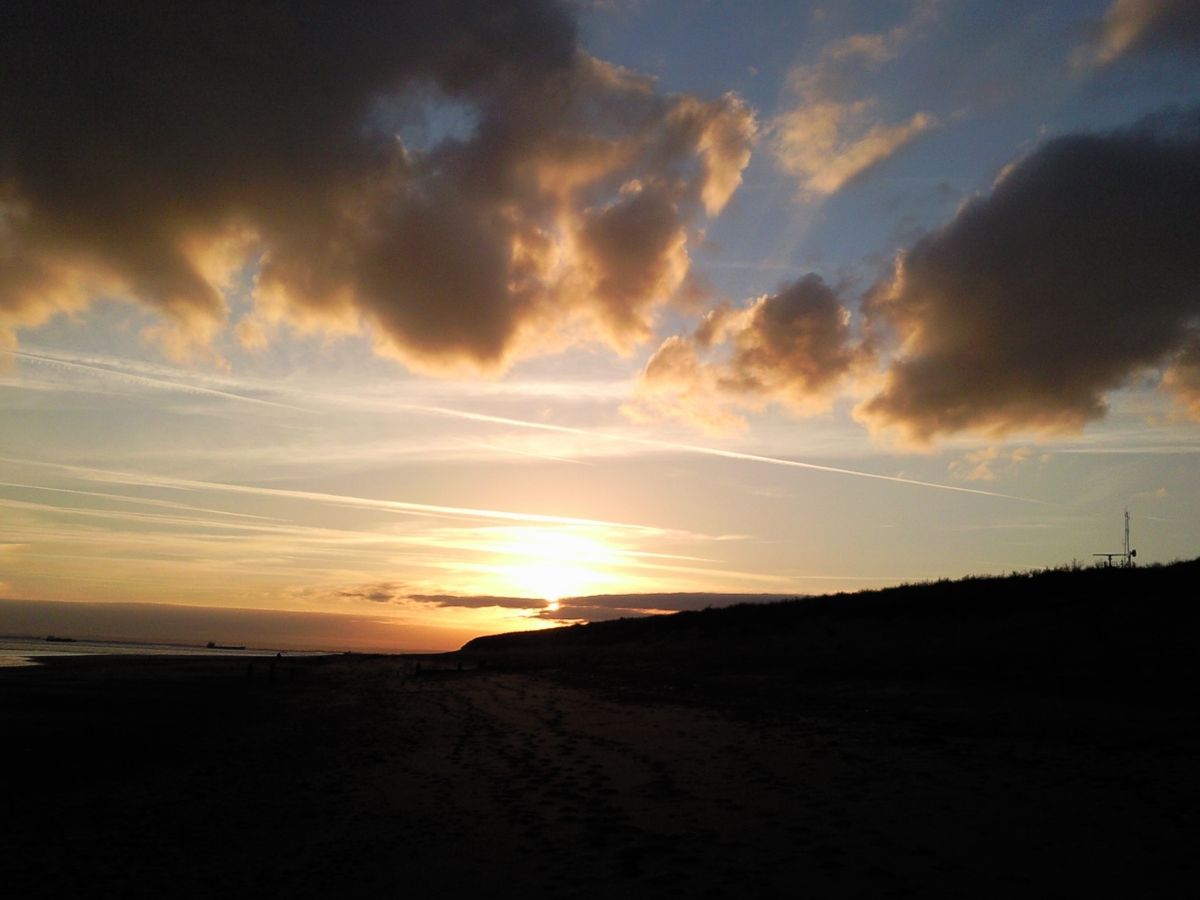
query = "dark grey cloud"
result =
(0, 2, 754, 365)
(539, 591, 795, 621)
(407, 593, 542, 610)
(338, 583, 408, 604)
(399, 589, 793, 621)
(337, 586, 541, 611)
(711, 275, 858, 401)
(859, 107, 1200, 443)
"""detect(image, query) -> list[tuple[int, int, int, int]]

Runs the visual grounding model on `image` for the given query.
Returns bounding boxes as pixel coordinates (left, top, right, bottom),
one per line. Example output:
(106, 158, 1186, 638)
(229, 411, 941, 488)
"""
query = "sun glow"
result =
(490, 526, 622, 602)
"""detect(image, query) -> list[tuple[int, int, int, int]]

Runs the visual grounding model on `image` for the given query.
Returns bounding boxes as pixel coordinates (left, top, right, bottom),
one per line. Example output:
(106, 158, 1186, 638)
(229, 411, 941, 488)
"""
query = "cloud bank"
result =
(0, 1, 754, 367)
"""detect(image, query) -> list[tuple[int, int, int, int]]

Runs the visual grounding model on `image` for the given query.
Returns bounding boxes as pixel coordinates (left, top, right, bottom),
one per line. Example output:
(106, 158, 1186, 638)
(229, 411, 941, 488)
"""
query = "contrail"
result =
(0, 457, 671, 533)
(394, 404, 1043, 504)
(451, 438, 590, 466)
(12, 346, 1041, 502)
(12, 350, 307, 413)
(0, 481, 284, 521)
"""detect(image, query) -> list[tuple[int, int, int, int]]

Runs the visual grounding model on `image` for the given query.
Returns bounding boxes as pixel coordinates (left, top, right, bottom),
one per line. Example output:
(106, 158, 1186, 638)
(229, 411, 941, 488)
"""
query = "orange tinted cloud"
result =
(634, 275, 860, 430)
(947, 446, 1044, 483)
(1162, 337, 1200, 419)
(774, 102, 936, 197)
(771, 3, 939, 197)
(1080, 0, 1200, 67)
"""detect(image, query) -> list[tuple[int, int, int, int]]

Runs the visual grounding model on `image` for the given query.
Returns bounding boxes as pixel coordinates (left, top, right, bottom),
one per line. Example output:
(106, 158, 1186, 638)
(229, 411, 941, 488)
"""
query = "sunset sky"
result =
(2, 1, 1199, 650)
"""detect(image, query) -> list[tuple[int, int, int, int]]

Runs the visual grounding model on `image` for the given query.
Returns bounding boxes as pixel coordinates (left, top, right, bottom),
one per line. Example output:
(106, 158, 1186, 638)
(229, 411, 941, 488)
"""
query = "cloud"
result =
(771, 3, 939, 196)
(0, 2, 754, 370)
(1161, 335, 1200, 418)
(948, 446, 1046, 483)
(657, 107, 1200, 449)
(859, 107, 1200, 444)
(538, 591, 795, 621)
(1079, 0, 1200, 67)
(406, 593, 544, 610)
(774, 104, 936, 196)
(398, 589, 796, 622)
(626, 335, 748, 433)
(338, 583, 409, 604)
(631, 275, 860, 430)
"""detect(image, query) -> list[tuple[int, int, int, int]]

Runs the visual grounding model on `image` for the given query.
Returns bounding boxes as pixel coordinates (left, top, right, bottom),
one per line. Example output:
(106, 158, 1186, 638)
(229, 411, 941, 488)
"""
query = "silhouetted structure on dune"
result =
(1093, 508, 1137, 568)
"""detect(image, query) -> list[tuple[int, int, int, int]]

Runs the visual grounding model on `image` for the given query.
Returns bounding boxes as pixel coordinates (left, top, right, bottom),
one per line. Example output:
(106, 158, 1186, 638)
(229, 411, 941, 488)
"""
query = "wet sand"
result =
(3, 651, 1198, 898)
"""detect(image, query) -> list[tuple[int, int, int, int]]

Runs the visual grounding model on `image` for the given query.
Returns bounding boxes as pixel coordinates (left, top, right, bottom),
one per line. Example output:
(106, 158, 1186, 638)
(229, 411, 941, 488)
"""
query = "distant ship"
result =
(44, 635, 76, 643)
(206, 641, 246, 650)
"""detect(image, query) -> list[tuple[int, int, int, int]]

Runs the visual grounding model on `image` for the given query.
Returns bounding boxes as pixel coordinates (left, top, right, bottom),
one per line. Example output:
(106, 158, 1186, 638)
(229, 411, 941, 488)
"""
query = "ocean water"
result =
(0, 636, 305, 668)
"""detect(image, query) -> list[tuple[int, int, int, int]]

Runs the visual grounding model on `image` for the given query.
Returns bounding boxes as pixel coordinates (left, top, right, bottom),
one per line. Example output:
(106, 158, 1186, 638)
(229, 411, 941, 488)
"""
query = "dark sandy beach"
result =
(4, 637, 1198, 899)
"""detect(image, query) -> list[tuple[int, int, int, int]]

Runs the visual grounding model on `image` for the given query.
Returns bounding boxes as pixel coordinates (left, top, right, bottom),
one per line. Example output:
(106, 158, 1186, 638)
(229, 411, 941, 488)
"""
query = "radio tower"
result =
(1093, 508, 1136, 568)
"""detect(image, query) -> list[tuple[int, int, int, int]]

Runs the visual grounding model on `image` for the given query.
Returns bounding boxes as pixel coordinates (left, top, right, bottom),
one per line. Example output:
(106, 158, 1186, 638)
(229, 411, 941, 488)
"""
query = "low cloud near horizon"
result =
(539, 591, 799, 622)
(399, 589, 798, 622)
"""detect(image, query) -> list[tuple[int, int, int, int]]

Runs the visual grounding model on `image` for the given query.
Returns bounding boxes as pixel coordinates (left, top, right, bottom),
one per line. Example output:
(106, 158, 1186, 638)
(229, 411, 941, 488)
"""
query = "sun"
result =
(490, 527, 620, 605)
(508, 559, 597, 604)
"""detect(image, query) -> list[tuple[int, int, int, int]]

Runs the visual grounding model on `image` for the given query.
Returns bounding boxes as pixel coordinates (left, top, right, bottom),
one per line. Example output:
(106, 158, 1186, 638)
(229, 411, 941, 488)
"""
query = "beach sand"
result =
(4, 653, 1197, 898)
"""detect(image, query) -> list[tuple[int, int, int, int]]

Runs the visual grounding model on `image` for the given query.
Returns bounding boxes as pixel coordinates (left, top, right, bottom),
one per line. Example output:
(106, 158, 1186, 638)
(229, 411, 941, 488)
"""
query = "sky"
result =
(2, 0, 1199, 651)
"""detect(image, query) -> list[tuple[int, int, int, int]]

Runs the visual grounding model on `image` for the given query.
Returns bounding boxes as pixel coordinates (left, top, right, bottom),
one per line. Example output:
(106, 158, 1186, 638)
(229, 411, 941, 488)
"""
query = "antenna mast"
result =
(1093, 508, 1137, 568)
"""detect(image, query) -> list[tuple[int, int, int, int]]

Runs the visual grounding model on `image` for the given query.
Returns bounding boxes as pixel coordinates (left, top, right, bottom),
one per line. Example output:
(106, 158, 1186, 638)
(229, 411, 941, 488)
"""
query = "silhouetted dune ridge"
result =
(461, 559, 1200, 690)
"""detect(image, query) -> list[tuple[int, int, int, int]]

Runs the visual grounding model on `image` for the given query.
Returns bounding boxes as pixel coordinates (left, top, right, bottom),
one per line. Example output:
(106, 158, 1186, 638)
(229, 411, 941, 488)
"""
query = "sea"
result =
(0, 636, 318, 668)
